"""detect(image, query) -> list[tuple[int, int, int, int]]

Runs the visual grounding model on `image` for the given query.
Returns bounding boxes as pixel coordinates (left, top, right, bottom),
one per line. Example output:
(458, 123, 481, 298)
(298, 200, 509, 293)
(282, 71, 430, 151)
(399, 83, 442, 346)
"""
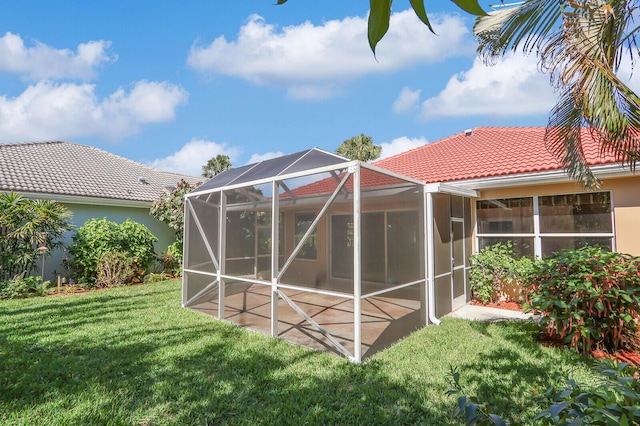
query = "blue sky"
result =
(1, 1, 636, 177)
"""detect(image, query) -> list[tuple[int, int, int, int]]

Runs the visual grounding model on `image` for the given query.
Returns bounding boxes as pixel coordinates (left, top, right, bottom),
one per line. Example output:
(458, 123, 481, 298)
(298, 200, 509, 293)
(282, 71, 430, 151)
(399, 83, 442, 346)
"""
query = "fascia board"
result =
(445, 163, 634, 191)
(16, 191, 151, 208)
(424, 183, 478, 198)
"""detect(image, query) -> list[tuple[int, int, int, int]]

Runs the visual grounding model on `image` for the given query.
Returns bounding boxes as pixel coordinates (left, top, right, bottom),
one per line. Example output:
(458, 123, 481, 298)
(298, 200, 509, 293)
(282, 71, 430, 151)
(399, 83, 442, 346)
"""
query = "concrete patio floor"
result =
(447, 304, 536, 322)
(188, 282, 537, 360)
(189, 282, 425, 360)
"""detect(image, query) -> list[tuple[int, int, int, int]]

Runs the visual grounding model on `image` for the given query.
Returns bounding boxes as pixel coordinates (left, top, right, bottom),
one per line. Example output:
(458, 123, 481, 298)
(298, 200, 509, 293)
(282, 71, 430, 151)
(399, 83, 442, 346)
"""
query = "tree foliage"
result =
(277, 0, 639, 188)
(0, 192, 73, 281)
(276, 0, 487, 54)
(336, 133, 382, 161)
(202, 154, 232, 178)
(475, 0, 640, 188)
(150, 179, 201, 244)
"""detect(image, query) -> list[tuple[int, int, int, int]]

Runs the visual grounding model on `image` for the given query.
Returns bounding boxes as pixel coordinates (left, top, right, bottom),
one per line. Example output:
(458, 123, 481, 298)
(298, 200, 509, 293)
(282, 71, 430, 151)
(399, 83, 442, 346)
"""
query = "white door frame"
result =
(451, 217, 466, 311)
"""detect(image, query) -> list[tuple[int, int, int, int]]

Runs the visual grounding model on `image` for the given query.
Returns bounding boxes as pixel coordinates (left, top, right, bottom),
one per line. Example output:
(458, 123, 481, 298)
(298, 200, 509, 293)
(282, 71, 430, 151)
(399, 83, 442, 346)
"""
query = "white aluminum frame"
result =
(183, 158, 464, 363)
(475, 191, 615, 258)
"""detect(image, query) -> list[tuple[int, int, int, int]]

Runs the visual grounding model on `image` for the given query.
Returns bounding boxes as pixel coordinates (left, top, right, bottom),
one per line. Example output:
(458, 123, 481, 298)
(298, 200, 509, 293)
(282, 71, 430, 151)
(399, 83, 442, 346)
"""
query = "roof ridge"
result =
(1, 140, 199, 178)
(0, 140, 65, 148)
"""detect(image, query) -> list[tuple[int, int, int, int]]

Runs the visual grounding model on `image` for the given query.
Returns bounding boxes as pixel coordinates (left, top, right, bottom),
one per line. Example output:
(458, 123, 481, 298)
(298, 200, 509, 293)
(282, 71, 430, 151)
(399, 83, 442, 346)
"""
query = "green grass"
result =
(0, 280, 598, 425)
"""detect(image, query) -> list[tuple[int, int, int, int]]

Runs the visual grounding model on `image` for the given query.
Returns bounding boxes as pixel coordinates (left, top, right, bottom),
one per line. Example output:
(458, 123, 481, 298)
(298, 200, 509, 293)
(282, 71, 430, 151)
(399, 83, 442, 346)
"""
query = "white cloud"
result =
(0, 32, 116, 81)
(188, 10, 473, 98)
(148, 139, 243, 176)
(379, 136, 428, 160)
(420, 53, 555, 119)
(392, 87, 421, 114)
(287, 84, 340, 101)
(247, 151, 284, 164)
(0, 80, 188, 142)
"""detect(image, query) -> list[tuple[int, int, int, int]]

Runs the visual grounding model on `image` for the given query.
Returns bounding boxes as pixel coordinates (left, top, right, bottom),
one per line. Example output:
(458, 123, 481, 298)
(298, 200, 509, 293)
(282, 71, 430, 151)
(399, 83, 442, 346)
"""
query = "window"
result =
(476, 192, 613, 258)
(295, 213, 317, 260)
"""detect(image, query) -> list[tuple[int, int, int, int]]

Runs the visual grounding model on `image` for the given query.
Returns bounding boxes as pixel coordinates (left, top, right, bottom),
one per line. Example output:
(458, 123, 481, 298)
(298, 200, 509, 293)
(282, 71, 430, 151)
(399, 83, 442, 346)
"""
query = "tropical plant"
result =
(336, 133, 382, 162)
(277, 0, 639, 188)
(469, 242, 535, 304)
(202, 154, 232, 178)
(448, 360, 640, 426)
(68, 218, 157, 286)
(150, 179, 200, 245)
(0, 192, 73, 281)
(0, 276, 52, 299)
(524, 246, 640, 353)
(277, 0, 488, 54)
(474, 0, 640, 188)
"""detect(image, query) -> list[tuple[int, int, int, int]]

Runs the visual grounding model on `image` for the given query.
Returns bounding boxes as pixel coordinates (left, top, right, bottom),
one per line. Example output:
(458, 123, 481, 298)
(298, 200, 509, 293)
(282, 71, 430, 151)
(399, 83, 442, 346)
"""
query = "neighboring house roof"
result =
(0, 141, 201, 204)
(375, 127, 620, 184)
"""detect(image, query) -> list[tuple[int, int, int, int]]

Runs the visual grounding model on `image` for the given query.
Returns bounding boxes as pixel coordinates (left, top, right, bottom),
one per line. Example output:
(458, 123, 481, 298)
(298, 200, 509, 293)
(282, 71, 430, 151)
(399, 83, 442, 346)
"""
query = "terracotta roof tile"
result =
(374, 127, 619, 183)
(0, 141, 201, 202)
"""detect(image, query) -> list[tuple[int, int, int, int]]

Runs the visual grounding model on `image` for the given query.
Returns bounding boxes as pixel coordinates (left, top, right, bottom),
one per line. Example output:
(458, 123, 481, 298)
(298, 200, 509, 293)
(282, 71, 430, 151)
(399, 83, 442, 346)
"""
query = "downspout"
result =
(425, 190, 440, 325)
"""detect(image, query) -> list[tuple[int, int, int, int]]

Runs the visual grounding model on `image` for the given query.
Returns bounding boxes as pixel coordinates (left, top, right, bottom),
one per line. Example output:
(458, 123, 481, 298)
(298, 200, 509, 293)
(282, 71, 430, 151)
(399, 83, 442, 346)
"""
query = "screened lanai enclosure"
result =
(183, 148, 474, 363)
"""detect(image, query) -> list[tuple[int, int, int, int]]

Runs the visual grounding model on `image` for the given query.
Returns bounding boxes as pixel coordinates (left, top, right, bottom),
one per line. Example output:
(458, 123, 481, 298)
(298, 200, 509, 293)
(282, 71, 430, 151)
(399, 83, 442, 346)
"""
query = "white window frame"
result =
(475, 191, 615, 258)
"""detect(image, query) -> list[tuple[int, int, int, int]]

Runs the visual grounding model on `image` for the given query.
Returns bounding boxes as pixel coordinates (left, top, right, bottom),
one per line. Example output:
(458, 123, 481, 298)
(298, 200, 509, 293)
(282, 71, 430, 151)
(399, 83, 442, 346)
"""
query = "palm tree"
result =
(0, 192, 73, 280)
(202, 154, 232, 178)
(336, 133, 382, 161)
(277, 0, 639, 187)
(474, 0, 640, 187)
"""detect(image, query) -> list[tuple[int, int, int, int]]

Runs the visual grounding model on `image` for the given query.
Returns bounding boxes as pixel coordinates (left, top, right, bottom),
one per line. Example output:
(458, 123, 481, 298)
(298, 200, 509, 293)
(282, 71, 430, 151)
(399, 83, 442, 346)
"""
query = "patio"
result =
(189, 281, 423, 359)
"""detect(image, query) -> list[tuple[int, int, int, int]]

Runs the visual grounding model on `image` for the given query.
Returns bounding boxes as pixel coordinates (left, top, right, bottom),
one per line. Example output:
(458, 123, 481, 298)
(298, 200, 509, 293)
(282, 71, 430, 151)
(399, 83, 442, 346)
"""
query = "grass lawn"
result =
(0, 279, 598, 425)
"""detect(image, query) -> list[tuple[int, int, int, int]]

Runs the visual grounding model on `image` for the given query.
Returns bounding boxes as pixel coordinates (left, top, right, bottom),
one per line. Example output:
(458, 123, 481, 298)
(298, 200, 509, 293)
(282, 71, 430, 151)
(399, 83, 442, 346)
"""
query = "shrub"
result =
(158, 241, 183, 276)
(150, 179, 200, 245)
(68, 218, 157, 286)
(0, 276, 52, 299)
(448, 360, 640, 426)
(534, 360, 640, 425)
(469, 242, 535, 304)
(524, 246, 640, 353)
(95, 251, 133, 288)
(144, 272, 171, 283)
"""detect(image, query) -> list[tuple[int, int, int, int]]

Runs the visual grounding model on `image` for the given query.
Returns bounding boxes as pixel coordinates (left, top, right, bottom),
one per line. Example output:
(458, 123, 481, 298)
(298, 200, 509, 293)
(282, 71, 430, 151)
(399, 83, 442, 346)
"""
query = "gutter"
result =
(425, 191, 440, 325)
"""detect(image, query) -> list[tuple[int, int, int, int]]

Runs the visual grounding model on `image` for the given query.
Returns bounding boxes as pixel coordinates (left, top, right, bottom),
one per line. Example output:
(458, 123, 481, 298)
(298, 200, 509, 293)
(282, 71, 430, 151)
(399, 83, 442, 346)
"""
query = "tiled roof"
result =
(286, 167, 415, 198)
(0, 141, 201, 203)
(374, 127, 620, 183)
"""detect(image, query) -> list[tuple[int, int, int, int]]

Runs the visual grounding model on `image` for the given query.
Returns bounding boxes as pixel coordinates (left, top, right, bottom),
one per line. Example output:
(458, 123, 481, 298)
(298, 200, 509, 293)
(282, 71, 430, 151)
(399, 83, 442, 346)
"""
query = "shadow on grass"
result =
(451, 319, 589, 423)
(0, 283, 460, 425)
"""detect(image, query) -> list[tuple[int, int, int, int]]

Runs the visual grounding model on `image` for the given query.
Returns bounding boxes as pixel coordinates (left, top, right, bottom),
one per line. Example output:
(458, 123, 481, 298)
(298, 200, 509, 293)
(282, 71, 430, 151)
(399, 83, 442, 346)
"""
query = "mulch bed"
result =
(592, 349, 640, 366)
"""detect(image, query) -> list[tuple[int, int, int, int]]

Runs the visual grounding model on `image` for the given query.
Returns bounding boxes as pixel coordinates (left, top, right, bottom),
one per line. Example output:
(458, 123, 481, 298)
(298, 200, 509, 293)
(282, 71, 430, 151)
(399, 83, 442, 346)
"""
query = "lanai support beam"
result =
(218, 191, 227, 320)
(271, 180, 280, 337)
(352, 163, 362, 364)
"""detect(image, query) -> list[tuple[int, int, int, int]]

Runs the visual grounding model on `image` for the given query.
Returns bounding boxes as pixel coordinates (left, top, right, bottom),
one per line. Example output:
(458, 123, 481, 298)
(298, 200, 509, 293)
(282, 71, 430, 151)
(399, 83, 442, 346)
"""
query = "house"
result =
(376, 126, 638, 259)
(0, 141, 201, 281)
(181, 127, 639, 362)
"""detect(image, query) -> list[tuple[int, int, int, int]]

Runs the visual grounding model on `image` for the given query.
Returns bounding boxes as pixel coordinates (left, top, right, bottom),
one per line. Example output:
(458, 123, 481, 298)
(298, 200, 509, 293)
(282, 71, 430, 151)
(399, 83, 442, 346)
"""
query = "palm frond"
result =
(477, 0, 640, 187)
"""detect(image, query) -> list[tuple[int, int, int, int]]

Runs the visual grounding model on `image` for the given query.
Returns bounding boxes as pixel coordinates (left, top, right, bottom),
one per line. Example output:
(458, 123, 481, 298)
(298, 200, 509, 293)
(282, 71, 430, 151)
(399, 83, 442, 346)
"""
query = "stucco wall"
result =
(42, 203, 177, 282)
(474, 175, 640, 256)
